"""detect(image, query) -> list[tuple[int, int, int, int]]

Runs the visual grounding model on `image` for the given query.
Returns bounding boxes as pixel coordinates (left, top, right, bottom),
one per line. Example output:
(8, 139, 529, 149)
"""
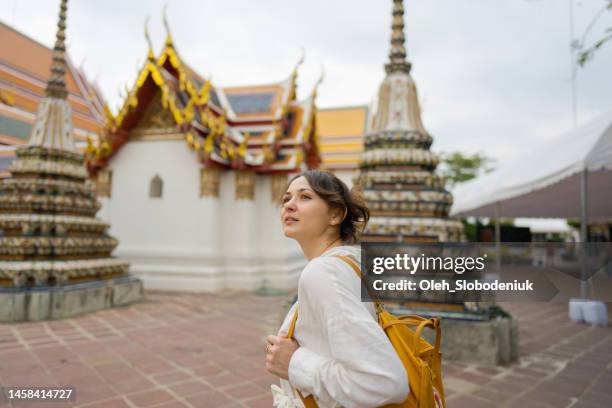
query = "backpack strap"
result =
(333, 254, 385, 315)
(287, 304, 298, 339)
(286, 307, 318, 408)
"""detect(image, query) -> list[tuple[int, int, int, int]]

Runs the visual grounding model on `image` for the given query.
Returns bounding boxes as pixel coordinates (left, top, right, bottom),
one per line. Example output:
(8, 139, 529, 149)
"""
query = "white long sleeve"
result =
(280, 246, 409, 408)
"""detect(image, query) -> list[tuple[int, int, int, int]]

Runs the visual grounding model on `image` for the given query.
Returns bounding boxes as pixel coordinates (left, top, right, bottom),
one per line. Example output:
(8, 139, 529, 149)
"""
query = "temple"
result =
(0, 0, 142, 322)
(0, 21, 105, 177)
(85, 14, 322, 292)
(357, 0, 464, 243)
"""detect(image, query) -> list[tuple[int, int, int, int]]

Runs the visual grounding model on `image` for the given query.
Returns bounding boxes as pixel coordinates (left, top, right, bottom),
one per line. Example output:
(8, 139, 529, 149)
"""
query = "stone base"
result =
(390, 306, 518, 366)
(425, 315, 519, 366)
(0, 276, 144, 323)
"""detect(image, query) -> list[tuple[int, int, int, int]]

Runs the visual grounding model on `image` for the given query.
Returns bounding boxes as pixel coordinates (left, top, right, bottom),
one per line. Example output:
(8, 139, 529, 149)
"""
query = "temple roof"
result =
(0, 21, 106, 176)
(87, 30, 320, 174)
(316, 105, 368, 170)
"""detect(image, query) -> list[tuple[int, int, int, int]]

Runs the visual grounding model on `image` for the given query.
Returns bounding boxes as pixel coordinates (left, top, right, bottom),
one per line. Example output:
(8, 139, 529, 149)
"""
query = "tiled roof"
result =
(88, 39, 320, 174)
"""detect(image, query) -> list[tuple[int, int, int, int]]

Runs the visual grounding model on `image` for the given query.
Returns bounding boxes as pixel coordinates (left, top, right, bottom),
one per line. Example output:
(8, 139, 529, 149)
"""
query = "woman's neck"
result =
(300, 235, 343, 261)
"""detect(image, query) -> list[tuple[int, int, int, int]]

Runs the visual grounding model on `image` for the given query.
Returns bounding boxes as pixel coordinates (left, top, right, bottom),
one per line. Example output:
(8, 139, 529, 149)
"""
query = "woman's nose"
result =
(283, 197, 297, 211)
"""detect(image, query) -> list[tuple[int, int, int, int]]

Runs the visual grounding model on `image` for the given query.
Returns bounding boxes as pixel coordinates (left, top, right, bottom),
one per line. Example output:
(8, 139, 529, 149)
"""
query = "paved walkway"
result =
(0, 292, 610, 408)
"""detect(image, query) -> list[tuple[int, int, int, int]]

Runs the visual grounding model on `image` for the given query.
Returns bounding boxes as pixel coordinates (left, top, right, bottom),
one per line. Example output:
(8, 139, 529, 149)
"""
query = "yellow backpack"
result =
(287, 255, 446, 408)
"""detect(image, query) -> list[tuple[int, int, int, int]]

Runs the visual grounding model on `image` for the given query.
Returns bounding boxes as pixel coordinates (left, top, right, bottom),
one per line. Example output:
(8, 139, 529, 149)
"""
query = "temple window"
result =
(149, 175, 163, 198)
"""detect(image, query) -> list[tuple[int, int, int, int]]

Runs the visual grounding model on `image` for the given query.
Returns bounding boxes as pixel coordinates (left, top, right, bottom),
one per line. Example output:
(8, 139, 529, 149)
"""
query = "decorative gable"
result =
(131, 92, 178, 140)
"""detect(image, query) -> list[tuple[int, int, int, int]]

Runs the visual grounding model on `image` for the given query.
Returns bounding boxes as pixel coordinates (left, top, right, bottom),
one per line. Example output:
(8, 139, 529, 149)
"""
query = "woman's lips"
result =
(284, 217, 299, 225)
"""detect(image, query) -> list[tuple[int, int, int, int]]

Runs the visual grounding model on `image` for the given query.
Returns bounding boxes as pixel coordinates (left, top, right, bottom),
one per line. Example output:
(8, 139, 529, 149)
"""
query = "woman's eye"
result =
(301, 195, 311, 200)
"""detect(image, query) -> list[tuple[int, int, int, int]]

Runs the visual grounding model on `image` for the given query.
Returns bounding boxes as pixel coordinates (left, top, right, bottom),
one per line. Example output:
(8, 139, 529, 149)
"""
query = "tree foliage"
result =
(438, 151, 495, 187)
(578, 2, 612, 66)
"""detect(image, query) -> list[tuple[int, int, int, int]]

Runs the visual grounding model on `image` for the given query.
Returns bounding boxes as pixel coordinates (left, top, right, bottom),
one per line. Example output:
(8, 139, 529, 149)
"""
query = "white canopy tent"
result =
(451, 110, 612, 220)
(450, 110, 612, 303)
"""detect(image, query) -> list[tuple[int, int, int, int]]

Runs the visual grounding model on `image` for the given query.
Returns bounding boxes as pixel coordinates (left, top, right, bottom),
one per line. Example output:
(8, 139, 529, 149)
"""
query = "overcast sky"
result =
(2, 0, 611, 164)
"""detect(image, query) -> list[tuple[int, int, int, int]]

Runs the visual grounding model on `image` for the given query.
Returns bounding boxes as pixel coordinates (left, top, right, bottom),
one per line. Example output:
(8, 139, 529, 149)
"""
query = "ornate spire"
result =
(45, 0, 69, 99)
(384, 0, 411, 74)
(162, 4, 173, 47)
(0, 0, 140, 314)
(293, 46, 305, 74)
(357, 0, 464, 245)
(312, 66, 325, 98)
(144, 17, 155, 61)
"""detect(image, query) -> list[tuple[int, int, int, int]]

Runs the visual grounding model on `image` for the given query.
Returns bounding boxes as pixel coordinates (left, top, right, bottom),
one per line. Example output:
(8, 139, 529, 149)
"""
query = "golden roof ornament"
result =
(238, 131, 250, 158)
(103, 103, 116, 128)
(313, 66, 325, 99)
(162, 4, 174, 47)
(186, 132, 194, 148)
(144, 17, 155, 62)
(198, 79, 211, 105)
(292, 47, 305, 77)
(204, 131, 214, 154)
(86, 136, 94, 156)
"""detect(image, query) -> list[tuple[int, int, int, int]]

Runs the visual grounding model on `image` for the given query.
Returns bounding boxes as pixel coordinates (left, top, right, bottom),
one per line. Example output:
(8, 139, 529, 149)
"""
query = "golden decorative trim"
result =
(235, 171, 255, 200)
(200, 168, 220, 198)
(270, 174, 287, 203)
(95, 170, 112, 198)
(130, 130, 184, 141)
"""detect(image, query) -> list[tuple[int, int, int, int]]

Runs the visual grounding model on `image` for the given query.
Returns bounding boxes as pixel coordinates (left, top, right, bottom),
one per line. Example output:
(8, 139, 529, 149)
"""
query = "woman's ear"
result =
(329, 206, 347, 226)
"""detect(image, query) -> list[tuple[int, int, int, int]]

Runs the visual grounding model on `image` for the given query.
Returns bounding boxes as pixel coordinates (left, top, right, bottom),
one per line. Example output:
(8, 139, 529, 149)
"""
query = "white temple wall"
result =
(100, 139, 221, 291)
(99, 138, 305, 292)
(218, 170, 258, 290)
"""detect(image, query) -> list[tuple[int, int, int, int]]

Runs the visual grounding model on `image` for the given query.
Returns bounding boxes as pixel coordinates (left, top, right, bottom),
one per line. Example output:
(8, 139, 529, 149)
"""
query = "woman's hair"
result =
(282, 170, 370, 244)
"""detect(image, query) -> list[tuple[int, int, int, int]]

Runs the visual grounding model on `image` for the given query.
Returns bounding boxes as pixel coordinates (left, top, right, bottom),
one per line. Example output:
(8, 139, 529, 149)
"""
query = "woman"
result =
(265, 170, 409, 408)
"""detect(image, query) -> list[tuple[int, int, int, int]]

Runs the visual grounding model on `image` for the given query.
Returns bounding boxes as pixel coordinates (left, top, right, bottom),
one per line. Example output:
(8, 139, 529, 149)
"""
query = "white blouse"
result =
(276, 245, 409, 408)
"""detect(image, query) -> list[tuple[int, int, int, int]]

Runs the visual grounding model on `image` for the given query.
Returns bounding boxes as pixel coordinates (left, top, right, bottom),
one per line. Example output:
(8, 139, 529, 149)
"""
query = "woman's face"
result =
(281, 176, 336, 241)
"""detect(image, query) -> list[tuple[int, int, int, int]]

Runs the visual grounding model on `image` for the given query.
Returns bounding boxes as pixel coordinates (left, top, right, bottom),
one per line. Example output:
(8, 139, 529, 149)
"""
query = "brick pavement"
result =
(0, 292, 610, 408)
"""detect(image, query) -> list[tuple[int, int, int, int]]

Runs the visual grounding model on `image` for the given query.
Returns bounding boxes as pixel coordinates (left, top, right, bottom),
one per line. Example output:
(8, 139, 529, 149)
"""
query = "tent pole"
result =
(580, 168, 588, 299)
(495, 201, 501, 271)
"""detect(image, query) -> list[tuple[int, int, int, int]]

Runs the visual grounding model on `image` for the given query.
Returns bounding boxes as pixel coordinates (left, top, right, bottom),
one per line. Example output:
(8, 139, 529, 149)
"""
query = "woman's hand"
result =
(265, 334, 299, 380)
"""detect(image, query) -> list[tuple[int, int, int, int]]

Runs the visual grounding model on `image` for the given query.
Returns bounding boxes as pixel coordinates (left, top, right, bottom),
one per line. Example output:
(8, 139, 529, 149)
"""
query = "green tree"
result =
(438, 151, 495, 187)
(578, 2, 612, 66)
